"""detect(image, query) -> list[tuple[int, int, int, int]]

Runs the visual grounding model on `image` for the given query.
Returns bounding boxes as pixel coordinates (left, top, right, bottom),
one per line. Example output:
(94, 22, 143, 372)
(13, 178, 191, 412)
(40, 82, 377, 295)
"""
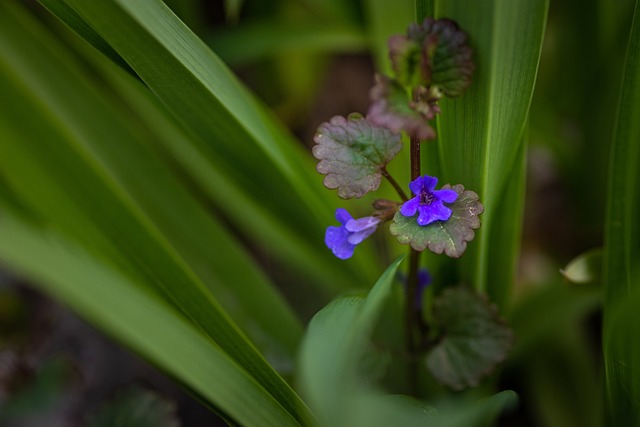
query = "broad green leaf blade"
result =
(604, 281, 640, 425)
(88, 386, 180, 427)
(298, 257, 403, 425)
(90, 59, 352, 298)
(485, 140, 526, 310)
(38, 0, 374, 288)
(299, 255, 512, 426)
(0, 3, 310, 421)
(433, 0, 549, 293)
(603, 0, 640, 424)
(37, 0, 130, 72)
(603, 0, 640, 308)
(313, 114, 403, 199)
(0, 216, 305, 427)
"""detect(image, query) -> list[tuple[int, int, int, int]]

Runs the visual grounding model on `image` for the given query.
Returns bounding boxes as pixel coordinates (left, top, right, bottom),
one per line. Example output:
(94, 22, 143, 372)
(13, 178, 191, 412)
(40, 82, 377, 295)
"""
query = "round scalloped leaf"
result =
(368, 74, 438, 140)
(426, 287, 513, 390)
(394, 18, 474, 97)
(389, 184, 483, 257)
(313, 115, 403, 199)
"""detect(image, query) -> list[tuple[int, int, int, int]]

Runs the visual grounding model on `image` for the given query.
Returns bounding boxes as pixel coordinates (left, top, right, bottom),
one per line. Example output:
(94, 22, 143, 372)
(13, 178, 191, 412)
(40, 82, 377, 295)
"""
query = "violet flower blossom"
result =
(325, 208, 381, 259)
(400, 175, 458, 226)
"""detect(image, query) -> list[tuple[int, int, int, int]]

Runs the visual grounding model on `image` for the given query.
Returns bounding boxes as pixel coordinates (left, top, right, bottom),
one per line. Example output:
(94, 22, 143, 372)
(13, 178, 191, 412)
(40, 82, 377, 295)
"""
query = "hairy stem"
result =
(381, 167, 409, 201)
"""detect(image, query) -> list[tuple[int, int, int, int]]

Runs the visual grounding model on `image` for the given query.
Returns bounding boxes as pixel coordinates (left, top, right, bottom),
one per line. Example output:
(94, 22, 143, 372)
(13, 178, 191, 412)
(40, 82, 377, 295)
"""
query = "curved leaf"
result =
(433, 0, 549, 293)
(313, 115, 403, 199)
(426, 287, 513, 390)
(390, 18, 474, 96)
(298, 257, 403, 425)
(0, 216, 305, 427)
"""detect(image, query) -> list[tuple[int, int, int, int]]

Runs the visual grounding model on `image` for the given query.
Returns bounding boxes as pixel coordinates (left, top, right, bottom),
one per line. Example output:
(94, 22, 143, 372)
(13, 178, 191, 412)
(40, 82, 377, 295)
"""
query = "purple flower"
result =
(400, 175, 458, 226)
(325, 208, 381, 259)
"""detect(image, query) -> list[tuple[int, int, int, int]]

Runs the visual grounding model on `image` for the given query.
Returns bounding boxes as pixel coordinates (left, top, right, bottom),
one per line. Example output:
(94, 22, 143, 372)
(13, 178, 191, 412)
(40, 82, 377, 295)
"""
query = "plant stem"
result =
(405, 248, 420, 395)
(381, 167, 409, 201)
(405, 133, 422, 394)
(410, 135, 421, 180)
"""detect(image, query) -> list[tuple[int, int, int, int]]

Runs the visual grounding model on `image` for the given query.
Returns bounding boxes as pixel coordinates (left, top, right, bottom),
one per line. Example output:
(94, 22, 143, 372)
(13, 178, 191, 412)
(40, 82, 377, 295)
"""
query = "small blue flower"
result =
(400, 175, 458, 226)
(325, 208, 381, 259)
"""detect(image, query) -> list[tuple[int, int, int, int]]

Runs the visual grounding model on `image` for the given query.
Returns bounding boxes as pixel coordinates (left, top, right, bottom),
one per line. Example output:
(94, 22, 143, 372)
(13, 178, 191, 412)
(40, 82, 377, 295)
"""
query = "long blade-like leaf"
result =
(433, 0, 549, 295)
(37, 0, 375, 287)
(603, 0, 640, 423)
(0, 2, 312, 422)
(0, 215, 303, 427)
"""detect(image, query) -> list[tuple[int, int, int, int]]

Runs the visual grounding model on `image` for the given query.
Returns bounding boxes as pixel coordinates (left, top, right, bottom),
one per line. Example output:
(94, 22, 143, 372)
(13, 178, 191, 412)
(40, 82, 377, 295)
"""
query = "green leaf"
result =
(0, 3, 310, 421)
(368, 74, 438, 140)
(88, 386, 180, 427)
(603, 1, 640, 424)
(604, 281, 640, 425)
(37, 0, 373, 290)
(0, 216, 307, 427)
(426, 287, 513, 390)
(433, 0, 549, 293)
(389, 184, 483, 257)
(560, 248, 603, 285)
(298, 257, 403, 425)
(313, 114, 403, 199)
(390, 18, 474, 97)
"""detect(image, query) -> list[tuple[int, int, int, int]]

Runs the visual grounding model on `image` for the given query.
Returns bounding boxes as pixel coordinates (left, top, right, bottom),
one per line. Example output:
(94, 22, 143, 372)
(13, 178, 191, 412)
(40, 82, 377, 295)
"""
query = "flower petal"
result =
(335, 208, 353, 225)
(417, 206, 438, 226)
(345, 216, 381, 233)
(400, 197, 420, 217)
(409, 175, 438, 195)
(325, 225, 355, 259)
(408, 178, 422, 196)
(325, 225, 348, 248)
(347, 225, 378, 245)
(430, 202, 453, 222)
(434, 188, 458, 203)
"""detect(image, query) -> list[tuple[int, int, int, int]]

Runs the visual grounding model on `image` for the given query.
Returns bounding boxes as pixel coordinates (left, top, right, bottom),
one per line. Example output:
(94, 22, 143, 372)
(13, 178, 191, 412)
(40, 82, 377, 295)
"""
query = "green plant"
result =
(0, 0, 638, 425)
